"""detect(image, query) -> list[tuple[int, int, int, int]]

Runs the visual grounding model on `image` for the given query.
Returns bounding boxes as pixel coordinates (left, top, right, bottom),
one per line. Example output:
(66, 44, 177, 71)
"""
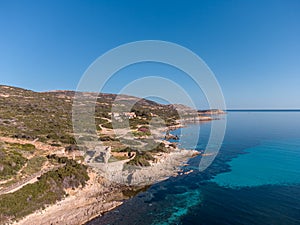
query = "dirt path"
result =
(0, 136, 64, 194)
(0, 164, 63, 195)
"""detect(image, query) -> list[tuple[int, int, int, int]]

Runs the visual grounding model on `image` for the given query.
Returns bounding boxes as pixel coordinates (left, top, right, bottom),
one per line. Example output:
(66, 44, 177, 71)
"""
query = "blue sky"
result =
(0, 0, 299, 109)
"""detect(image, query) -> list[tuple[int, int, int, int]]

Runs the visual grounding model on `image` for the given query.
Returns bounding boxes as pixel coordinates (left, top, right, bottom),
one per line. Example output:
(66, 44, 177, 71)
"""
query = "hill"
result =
(0, 85, 189, 145)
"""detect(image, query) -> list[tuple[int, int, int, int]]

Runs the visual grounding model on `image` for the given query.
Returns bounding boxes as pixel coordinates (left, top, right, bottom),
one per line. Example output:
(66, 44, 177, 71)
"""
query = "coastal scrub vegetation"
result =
(21, 156, 47, 175)
(0, 149, 27, 180)
(117, 142, 169, 167)
(126, 151, 154, 167)
(0, 156, 89, 223)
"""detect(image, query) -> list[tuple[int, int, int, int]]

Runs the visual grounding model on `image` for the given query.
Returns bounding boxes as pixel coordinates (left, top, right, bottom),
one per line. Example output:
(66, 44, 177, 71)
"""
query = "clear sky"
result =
(0, 0, 299, 109)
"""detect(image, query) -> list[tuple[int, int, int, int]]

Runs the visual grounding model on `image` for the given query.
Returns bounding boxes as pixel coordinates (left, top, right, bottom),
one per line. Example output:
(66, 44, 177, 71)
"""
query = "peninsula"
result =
(0, 85, 224, 224)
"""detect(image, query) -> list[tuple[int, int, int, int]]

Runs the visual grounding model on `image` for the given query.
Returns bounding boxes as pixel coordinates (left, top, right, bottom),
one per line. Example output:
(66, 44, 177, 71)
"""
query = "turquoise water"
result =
(88, 112, 300, 225)
(212, 139, 300, 188)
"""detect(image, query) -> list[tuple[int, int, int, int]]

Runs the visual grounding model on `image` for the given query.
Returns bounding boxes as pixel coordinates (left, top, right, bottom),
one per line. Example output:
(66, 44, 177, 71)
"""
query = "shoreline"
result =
(12, 147, 200, 225)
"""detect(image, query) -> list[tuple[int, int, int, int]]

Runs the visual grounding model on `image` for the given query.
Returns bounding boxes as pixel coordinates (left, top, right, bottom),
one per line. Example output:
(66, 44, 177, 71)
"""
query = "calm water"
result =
(88, 112, 300, 225)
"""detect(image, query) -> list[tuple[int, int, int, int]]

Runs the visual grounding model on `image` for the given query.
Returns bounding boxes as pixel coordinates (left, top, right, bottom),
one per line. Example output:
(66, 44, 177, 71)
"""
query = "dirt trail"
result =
(0, 136, 64, 195)
(0, 165, 63, 195)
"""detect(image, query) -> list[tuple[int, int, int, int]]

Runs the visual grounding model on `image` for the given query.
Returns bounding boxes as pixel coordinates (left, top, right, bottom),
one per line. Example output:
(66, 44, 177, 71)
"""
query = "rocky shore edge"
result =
(12, 149, 199, 225)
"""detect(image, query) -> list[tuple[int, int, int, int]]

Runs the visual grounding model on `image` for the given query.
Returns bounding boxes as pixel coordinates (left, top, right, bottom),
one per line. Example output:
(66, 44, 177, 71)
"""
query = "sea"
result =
(87, 111, 300, 225)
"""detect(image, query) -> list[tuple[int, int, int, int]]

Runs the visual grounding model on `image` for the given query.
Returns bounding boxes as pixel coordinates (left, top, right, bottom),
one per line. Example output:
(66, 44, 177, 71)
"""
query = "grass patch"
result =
(132, 130, 151, 137)
(6, 143, 35, 153)
(22, 156, 47, 175)
(0, 149, 27, 180)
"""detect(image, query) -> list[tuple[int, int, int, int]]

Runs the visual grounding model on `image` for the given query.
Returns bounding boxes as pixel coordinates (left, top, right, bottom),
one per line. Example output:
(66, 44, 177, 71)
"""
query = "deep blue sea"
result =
(87, 111, 300, 225)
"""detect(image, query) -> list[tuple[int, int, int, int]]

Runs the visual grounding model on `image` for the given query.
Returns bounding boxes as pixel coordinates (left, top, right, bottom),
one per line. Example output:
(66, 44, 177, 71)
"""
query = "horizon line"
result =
(226, 109, 300, 111)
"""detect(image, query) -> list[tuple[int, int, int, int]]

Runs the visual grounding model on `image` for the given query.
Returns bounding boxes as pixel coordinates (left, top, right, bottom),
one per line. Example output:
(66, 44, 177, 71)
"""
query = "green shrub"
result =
(101, 122, 113, 129)
(6, 143, 35, 152)
(126, 151, 154, 167)
(98, 135, 115, 142)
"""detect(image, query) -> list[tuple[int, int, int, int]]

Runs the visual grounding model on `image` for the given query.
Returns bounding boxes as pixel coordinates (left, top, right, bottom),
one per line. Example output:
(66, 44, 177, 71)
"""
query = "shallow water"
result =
(88, 111, 300, 225)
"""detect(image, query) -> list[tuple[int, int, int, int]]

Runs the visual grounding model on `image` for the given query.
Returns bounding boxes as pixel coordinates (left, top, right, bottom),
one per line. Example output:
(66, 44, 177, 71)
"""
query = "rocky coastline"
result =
(12, 146, 199, 225)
